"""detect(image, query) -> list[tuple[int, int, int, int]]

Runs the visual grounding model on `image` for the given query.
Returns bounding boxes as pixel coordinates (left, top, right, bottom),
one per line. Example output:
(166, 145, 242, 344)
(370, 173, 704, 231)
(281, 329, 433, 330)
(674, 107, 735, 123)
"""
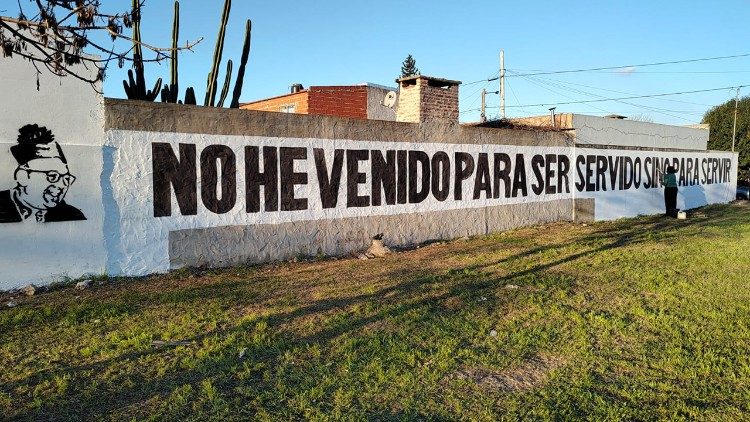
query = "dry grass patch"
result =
(451, 354, 567, 393)
(442, 296, 466, 311)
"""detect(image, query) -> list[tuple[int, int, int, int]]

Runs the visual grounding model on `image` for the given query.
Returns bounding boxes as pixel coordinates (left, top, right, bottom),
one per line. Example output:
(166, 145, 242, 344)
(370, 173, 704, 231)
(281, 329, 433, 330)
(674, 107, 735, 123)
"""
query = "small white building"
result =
(512, 113, 709, 151)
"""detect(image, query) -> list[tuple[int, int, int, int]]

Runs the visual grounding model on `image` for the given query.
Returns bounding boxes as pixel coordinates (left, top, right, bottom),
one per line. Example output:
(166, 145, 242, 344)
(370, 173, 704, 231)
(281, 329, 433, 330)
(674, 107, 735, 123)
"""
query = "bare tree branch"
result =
(0, 0, 202, 92)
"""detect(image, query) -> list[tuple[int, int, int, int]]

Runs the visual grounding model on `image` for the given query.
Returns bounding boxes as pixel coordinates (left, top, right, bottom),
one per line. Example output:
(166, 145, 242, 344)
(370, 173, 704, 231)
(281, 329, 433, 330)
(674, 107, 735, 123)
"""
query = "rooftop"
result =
(396, 75, 462, 87)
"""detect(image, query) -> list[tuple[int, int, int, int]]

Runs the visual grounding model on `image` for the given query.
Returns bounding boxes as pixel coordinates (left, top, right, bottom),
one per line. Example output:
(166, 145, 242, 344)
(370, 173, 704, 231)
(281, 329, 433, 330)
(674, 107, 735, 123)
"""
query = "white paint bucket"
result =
(677, 211, 687, 220)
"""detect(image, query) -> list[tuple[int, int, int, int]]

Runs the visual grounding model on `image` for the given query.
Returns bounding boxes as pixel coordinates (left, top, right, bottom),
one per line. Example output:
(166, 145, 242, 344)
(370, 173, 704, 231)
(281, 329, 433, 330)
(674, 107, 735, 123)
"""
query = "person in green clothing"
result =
(660, 166, 679, 217)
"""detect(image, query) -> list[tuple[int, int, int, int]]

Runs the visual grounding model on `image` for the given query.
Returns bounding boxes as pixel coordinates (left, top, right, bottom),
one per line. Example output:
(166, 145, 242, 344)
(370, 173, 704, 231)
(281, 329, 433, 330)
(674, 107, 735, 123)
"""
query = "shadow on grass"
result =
(7, 203, 749, 419)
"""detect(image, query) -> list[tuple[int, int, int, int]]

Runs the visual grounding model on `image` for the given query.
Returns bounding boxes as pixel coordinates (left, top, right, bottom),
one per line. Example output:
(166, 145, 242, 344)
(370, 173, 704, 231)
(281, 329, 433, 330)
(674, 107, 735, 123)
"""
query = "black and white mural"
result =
(0, 124, 86, 223)
(101, 131, 737, 277)
(0, 46, 107, 290)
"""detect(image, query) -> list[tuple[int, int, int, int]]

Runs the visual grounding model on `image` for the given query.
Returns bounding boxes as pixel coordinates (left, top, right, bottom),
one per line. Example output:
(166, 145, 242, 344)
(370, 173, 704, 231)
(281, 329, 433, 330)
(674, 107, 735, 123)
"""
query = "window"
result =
(280, 104, 296, 113)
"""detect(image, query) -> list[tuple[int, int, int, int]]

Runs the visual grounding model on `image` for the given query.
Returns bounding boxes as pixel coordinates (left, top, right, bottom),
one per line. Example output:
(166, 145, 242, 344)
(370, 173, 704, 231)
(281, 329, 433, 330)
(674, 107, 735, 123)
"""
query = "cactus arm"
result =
(146, 78, 163, 102)
(161, 84, 179, 103)
(161, 84, 173, 103)
(204, 0, 231, 106)
(230, 19, 251, 108)
(159, 1, 180, 103)
(217, 60, 233, 108)
(185, 87, 197, 105)
(136, 60, 146, 99)
(160, 1, 180, 103)
(132, 0, 143, 68)
(123, 80, 132, 99)
(122, 0, 161, 102)
(132, 0, 146, 99)
(123, 69, 135, 98)
(203, 73, 212, 106)
(171, 1, 179, 88)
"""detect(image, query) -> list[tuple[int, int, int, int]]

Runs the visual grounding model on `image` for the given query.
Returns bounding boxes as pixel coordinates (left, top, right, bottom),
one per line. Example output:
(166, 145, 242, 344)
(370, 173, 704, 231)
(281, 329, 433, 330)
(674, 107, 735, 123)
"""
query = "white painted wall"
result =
(0, 50, 738, 290)
(572, 114, 709, 150)
(104, 130, 737, 278)
(105, 130, 573, 276)
(0, 55, 106, 289)
(575, 148, 737, 220)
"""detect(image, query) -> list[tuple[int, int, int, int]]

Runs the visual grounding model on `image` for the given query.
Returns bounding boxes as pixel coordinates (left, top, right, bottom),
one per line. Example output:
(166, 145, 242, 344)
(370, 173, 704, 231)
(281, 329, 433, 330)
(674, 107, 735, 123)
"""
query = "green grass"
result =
(2, 203, 750, 420)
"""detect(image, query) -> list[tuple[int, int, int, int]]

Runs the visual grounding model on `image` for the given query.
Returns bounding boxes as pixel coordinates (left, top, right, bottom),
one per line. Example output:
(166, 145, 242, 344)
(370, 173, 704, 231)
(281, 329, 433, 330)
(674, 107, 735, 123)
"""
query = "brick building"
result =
(240, 83, 398, 121)
(395, 75, 460, 124)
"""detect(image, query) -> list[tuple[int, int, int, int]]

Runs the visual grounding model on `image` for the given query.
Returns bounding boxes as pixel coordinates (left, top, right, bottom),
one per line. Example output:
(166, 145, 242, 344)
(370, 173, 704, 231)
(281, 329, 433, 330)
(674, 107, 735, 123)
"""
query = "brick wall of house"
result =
(419, 83, 459, 122)
(396, 77, 459, 124)
(395, 82, 420, 123)
(241, 91, 309, 114)
(308, 86, 368, 119)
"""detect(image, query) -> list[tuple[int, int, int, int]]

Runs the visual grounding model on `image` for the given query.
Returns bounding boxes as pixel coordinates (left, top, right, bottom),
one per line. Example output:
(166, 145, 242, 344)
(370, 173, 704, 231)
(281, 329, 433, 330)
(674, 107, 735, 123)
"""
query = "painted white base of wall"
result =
(0, 49, 106, 290)
(574, 148, 737, 220)
(587, 183, 736, 221)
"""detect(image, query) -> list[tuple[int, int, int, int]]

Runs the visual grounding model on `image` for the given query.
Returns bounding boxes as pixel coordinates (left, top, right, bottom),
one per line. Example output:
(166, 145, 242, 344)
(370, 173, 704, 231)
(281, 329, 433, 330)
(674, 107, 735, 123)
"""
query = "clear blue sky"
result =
(97, 0, 750, 125)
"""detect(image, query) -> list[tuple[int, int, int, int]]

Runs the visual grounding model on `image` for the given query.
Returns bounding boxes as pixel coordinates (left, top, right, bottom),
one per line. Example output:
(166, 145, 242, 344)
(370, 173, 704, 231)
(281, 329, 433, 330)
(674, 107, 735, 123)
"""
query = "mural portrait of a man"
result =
(0, 124, 86, 223)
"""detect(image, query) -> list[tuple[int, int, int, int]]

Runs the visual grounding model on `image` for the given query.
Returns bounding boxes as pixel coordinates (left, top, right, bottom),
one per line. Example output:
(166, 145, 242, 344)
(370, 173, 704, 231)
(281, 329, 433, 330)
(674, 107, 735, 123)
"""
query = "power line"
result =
(512, 74, 700, 122)
(509, 70, 750, 75)
(526, 110, 704, 114)
(597, 70, 750, 74)
(507, 80, 527, 115)
(506, 52, 750, 77)
(514, 72, 615, 115)
(461, 80, 492, 111)
(503, 85, 748, 108)
(518, 74, 714, 107)
(463, 78, 493, 86)
(462, 70, 500, 86)
(461, 53, 748, 119)
(512, 73, 700, 122)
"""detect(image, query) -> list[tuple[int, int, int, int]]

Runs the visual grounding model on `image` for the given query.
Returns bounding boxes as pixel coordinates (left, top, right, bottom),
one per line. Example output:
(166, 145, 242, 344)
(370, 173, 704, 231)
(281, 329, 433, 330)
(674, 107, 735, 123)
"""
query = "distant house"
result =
(240, 83, 399, 121)
(509, 113, 709, 150)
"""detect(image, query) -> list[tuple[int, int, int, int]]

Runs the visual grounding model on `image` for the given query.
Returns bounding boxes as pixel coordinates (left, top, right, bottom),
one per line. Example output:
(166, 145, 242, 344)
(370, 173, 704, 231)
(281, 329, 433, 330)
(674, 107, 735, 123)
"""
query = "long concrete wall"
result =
(0, 51, 738, 289)
(102, 101, 736, 277)
(103, 100, 581, 276)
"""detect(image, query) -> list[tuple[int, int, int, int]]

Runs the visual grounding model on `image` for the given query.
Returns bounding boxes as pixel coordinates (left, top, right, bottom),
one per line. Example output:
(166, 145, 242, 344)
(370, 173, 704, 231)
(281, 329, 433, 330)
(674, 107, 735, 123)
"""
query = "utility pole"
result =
(480, 89, 487, 122)
(549, 107, 556, 128)
(500, 50, 506, 119)
(732, 86, 740, 152)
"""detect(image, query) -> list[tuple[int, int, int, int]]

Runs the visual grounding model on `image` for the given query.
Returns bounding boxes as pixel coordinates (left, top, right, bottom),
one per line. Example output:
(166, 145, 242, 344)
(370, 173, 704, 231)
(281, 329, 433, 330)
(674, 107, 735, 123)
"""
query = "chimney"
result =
(290, 83, 304, 94)
(395, 75, 461, 124)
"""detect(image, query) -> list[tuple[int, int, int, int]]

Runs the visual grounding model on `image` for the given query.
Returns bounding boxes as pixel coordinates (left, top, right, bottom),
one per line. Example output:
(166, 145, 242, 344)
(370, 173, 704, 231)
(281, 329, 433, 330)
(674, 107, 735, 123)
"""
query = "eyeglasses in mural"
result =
(0, 124, 86, 223)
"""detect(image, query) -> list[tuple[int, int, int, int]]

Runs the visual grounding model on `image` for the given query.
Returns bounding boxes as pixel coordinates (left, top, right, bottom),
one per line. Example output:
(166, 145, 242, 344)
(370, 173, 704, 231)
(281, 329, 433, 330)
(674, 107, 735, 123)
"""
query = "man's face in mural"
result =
(14, 157, 76, 210)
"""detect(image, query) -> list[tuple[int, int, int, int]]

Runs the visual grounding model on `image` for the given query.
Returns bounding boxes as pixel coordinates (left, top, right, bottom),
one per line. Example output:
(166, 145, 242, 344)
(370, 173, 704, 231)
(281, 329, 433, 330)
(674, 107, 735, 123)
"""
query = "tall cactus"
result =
(230, 19, 252, 108)
(132, 0, 142, 73)
(217, 60, 233, 108)
(204, 0, 231, 107)
(149, 0, 247, 108)
(161, 0, 180, 103)
(170, 0, 179, 90)
(123, 0, 162, 101)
